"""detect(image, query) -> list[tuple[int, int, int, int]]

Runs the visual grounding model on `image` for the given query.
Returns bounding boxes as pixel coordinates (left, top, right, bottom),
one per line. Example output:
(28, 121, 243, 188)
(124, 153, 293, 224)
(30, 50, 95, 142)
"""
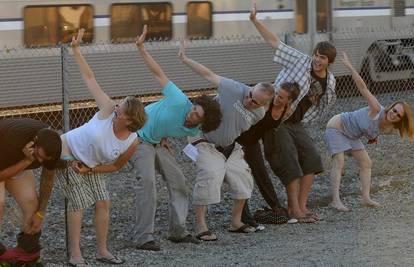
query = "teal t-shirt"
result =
(138, 81, 200, 144)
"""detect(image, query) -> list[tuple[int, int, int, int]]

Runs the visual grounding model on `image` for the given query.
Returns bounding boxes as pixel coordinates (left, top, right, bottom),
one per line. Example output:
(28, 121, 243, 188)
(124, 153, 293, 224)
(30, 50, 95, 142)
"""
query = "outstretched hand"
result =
(341, 51, 353, 70)
(178, 39, 187, 61)
(250, 2, 257, 21)
(135, 25, 148, 47)
(71, 28, 85, 48)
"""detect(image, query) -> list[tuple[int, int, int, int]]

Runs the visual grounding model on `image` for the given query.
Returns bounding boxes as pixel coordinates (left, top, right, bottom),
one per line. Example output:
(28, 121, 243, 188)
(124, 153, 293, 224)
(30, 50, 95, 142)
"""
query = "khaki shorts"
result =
(56, 167, 109, 212)
(192, 142, 254, 205)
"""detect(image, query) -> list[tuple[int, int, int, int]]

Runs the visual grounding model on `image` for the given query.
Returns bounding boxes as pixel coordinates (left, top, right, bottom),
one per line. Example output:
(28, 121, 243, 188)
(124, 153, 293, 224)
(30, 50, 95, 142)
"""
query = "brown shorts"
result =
(263, 122, 323, 186)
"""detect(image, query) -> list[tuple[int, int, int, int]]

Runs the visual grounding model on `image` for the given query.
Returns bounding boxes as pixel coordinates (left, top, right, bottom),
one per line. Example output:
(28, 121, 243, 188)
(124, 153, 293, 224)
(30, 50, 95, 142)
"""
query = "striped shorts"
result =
(56, 167, 109, 212)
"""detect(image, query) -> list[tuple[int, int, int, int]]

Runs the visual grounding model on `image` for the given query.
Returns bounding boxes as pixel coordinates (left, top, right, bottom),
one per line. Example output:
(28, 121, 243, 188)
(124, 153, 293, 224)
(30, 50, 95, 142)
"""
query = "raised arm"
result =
(179, 40, 220, 87)
(250, 3, 280, 49)
(135, 25, 169, 88)
(341, 52, 381, 114)
(71, 29, 115, 117)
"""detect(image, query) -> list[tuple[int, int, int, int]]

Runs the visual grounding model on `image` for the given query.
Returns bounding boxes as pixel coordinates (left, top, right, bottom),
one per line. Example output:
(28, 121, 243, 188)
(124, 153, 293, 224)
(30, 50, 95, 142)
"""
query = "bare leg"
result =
(286, 180, 305, 219)
(67, 210, 84, 261)
(230, 199, 254, 231)
(351, 149, 381, 207)
(298, 173, 315, 214)
(5, 171, 38, 233)
(195, 205, 216, 240)
(95, 199, 113, 258)
(330, 153, 350, 211)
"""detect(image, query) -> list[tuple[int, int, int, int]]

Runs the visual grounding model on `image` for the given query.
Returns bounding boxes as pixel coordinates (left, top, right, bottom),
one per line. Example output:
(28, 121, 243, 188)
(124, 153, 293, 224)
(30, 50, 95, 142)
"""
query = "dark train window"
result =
(111, 3, 172, 43)
(295, 0, 308, 33)
(24, 5, 93, 46)
(393, 0, 406, 17)
(187, 2, 212, 39)
(316, 0, 331, 32)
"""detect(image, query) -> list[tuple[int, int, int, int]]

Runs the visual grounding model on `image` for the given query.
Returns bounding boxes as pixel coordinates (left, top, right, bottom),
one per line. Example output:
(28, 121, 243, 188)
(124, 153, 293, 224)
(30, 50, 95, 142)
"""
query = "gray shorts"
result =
(325, 128, 364, 156)
(263, 122, 323, 186)
(56, 167, 109, 212)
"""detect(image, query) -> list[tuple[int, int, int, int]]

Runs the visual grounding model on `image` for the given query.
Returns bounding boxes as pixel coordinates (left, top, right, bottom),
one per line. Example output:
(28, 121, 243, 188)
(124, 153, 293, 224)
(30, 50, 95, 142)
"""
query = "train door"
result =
(290, 0, 332, 54)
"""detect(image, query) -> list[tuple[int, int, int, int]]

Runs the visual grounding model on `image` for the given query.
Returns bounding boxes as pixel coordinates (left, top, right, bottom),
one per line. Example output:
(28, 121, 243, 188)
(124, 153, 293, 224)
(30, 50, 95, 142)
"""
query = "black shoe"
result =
(168, 234, 200, 244)
(136, 241, 161, 251)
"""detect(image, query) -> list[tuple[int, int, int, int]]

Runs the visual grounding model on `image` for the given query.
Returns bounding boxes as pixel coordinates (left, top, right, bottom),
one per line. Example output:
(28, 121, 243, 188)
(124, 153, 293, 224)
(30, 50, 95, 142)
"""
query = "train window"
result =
(111, 3, 172, 43)
(24, 5, 93, 46)
(316, 0, 331, 32)
(187, 2, 212, 39)
(393, 0, 406, 17)
(295, 0, 308, 33)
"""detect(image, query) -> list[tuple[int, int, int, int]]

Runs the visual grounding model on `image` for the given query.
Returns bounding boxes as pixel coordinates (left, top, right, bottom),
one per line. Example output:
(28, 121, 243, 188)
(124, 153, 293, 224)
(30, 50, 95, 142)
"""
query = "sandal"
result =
(306, 212, 322, 221)
(68, 259, 90, 267)
(96, 255, 125, 265)
(195, 231, 218, 241)
(228, 224, 256, 233)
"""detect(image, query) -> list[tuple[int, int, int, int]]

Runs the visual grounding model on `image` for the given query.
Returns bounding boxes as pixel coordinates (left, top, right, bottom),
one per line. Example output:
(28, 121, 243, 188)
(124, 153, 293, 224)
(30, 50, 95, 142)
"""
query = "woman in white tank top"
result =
(57, 29, 147, 266)
(325, 52, 414, 212)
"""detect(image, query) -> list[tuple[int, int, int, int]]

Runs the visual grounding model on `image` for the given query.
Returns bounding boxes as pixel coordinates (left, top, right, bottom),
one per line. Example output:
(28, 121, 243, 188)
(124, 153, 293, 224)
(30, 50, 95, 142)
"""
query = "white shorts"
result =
(192, 142, 254, 205)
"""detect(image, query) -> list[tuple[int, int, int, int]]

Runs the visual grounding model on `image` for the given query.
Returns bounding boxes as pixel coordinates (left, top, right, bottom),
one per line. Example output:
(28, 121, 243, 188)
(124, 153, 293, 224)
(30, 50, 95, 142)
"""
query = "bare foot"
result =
(330, 202, 351, 212)
(361, 198, 382, 208)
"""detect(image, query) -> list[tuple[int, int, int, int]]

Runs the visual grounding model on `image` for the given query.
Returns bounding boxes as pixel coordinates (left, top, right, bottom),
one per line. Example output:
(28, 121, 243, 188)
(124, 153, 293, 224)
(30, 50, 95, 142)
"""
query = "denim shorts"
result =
(325, 127, 364, 156)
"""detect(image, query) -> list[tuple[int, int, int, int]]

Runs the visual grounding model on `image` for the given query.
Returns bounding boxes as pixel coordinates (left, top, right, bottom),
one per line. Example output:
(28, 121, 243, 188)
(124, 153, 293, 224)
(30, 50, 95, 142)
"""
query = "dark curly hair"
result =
(193, 94, 222, 133)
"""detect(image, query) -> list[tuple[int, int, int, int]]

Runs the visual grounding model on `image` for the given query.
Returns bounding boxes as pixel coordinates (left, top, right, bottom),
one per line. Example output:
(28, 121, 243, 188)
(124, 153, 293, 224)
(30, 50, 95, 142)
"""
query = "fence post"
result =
(60, 44, 70, 259)
(61, 44, 70, 133)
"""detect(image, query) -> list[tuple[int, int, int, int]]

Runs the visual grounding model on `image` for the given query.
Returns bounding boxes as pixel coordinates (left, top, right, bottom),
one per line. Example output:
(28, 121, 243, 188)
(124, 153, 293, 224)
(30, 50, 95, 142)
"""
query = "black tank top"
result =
(236, 101, 286, 146)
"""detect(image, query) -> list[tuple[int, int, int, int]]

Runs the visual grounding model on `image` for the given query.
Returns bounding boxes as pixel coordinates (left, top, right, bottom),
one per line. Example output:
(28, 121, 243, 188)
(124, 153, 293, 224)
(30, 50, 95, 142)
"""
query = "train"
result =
(0, 0, 413, 107)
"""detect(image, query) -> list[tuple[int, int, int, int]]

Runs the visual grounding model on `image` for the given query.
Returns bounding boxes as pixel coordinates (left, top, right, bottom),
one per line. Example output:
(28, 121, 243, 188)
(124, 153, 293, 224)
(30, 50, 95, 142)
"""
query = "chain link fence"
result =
(1, 27, 413, 174)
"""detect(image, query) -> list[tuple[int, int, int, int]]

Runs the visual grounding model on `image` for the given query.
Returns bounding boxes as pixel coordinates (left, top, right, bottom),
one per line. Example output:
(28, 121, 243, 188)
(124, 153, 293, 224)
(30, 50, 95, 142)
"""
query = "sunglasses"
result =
(392, 107, 403, 119)
(249, 91, 260, 105)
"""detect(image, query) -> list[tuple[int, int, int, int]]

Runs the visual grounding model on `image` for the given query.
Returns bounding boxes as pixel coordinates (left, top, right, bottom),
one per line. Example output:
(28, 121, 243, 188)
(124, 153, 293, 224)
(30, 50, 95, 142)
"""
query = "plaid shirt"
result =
(274, 42, 336, 123)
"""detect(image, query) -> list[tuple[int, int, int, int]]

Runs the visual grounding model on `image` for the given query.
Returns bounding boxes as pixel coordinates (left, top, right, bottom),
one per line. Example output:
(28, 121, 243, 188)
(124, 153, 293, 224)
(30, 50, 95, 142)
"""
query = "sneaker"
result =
(168, 234, 200, 244)
(254, 209, 289, 224)
(0, 247, 40, 262)
(136, 241, 161, 251)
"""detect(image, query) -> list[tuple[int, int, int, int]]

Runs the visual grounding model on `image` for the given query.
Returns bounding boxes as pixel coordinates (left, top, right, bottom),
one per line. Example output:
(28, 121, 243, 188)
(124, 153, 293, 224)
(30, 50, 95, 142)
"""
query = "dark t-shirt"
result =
(0, 118, 50, 171)
(287, 69, 327, 123)
(236, 101, 286, 146)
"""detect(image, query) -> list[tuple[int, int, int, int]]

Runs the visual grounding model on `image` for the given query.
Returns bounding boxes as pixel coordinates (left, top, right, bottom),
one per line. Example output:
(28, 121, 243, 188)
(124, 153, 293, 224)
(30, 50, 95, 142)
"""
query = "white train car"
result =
(0, 0, 413, 82)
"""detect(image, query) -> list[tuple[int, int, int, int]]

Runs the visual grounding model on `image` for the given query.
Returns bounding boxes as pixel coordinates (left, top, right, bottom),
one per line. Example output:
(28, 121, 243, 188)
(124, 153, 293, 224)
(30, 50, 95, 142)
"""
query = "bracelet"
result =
(35, 211, 44, 220)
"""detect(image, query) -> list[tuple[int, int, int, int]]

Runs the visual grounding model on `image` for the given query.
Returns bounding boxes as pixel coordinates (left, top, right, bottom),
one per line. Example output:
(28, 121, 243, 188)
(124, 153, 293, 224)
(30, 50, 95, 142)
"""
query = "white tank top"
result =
(65, 112, 137, 168)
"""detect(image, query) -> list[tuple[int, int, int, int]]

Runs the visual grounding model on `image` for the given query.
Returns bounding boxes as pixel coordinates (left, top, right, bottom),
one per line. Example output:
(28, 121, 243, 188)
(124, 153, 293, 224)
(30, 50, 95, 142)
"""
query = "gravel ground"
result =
(3, 91, 414, 266)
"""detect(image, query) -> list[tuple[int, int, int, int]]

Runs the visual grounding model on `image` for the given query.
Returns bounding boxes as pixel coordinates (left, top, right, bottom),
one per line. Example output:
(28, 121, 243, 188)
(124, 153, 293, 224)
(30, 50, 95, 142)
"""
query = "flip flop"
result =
(228, 224, 256, 233)
(96, 255, 125, 265)
(306, 212, 322, 221)
(68, 259, 90, 267)
(196, 231, 218, 241)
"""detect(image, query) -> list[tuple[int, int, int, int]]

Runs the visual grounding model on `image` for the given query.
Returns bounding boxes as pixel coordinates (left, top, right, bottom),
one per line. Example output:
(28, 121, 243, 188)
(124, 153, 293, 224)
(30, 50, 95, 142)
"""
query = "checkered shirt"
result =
(273, 42, 337, 123)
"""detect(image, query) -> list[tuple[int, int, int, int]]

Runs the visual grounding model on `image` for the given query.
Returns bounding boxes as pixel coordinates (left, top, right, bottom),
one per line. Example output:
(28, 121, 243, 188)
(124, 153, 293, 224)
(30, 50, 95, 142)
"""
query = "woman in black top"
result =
(237, 82, 299, 226)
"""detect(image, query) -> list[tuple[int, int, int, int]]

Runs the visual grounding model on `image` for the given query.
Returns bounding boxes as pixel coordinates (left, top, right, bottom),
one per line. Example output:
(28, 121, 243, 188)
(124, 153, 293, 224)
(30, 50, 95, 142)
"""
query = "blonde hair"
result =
(123, 96, 147, 132)
(386, 101, 414, 139)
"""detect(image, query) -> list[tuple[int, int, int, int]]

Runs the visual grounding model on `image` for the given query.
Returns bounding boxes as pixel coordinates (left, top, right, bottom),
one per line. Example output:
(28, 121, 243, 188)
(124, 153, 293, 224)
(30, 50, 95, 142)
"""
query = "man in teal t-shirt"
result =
(130, 25, 222, 251)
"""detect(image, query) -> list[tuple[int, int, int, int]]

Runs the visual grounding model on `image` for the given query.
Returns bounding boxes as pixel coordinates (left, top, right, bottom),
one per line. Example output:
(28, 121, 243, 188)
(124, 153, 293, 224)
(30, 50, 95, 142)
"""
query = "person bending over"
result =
(326, 52, 414, 211)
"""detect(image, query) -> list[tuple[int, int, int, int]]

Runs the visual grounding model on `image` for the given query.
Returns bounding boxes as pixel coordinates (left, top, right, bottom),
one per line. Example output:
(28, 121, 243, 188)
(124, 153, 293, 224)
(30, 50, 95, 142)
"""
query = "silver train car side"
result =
(0, 0, 413, 84)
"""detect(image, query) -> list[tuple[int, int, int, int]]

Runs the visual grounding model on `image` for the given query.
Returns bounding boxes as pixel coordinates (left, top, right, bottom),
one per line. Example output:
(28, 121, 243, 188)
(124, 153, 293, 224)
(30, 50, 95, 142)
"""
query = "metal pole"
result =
(308, 0, 316, 55)
(61, 43, 70, 259)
